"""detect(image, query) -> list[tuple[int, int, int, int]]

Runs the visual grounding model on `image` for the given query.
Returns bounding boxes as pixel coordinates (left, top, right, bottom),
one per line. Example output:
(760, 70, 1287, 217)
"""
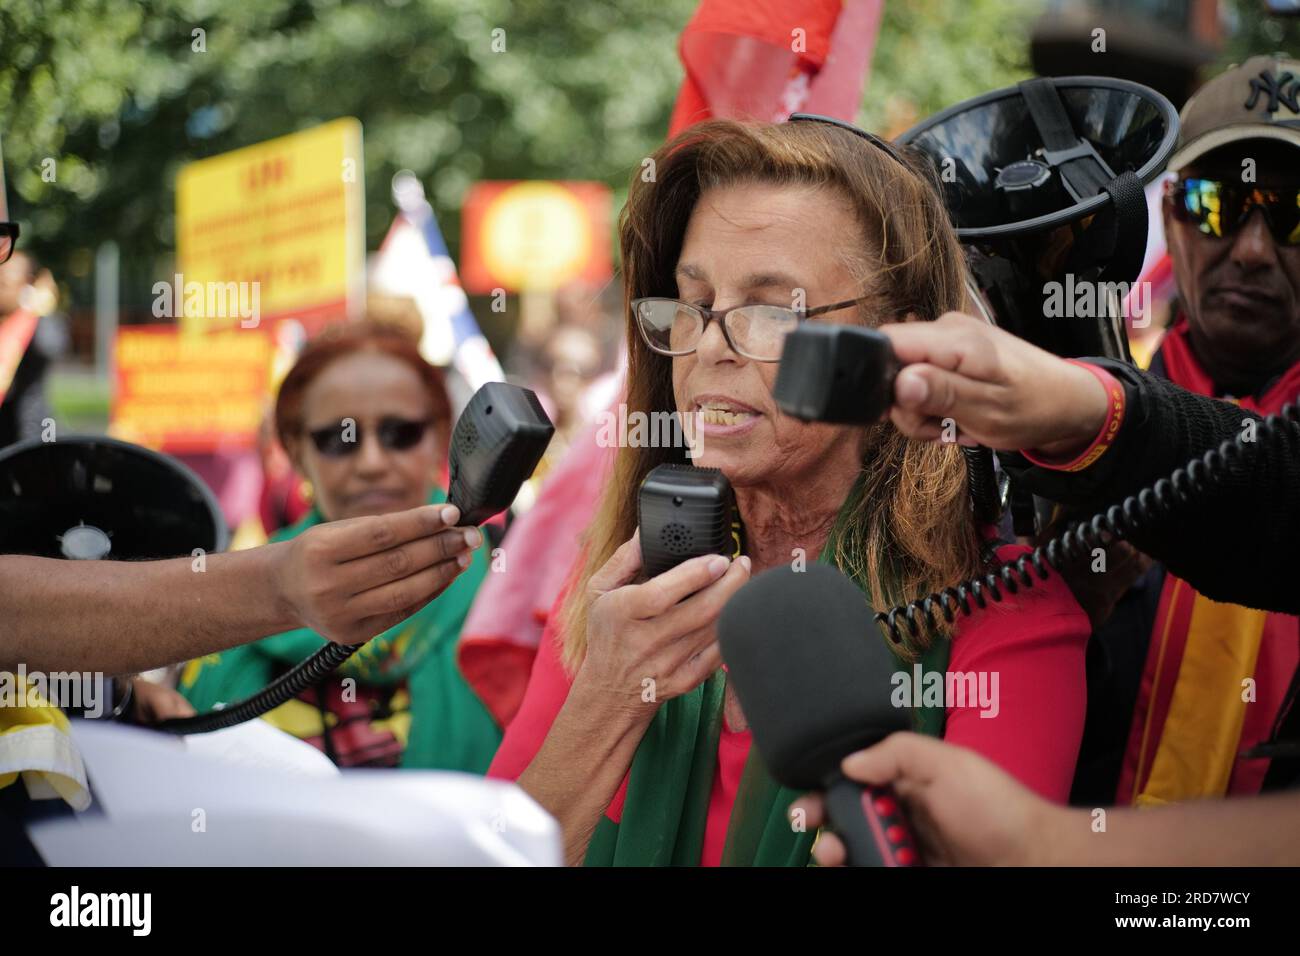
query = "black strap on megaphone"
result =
(1019, 77, 1116, 202)
(1018, 78, 1149, 289)
(1013, 79, 1118, 204)
(1093, 170, 1149, 286)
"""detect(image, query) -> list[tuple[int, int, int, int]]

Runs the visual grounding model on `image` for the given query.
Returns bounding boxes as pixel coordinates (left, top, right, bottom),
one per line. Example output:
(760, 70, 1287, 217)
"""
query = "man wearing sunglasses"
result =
(1162, 54, 1300, 400)
(1065, 55, 1300, 812)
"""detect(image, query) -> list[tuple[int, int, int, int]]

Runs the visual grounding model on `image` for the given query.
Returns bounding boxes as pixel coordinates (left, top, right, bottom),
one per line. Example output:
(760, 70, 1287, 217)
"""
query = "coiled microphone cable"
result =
(874, 398, 1300, 644)
(155, 641, 360, 734)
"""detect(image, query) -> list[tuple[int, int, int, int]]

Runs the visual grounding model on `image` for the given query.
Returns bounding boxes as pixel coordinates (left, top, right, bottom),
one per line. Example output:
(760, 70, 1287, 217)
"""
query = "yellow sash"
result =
(1136, 594, 1267, 806)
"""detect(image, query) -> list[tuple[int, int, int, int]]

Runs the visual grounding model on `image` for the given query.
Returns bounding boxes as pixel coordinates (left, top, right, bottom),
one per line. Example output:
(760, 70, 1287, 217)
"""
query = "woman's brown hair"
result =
(274, 320, 452, 461)
(559, 118, 988, 670)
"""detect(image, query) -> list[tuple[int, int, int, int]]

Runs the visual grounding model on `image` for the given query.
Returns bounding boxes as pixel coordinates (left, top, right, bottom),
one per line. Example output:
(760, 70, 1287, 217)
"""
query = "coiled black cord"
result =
(154, 641, 362, 734)
(875, 398, 1300, 645)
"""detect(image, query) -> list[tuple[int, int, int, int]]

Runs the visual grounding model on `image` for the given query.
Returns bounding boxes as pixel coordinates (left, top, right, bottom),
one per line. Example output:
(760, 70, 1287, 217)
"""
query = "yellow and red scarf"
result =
(1117, 317, 1300, 805)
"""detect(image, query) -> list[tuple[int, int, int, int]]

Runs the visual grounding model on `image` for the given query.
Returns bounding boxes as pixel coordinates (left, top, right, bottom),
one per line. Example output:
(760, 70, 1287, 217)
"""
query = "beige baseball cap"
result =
(1167, 53, 1300, 171)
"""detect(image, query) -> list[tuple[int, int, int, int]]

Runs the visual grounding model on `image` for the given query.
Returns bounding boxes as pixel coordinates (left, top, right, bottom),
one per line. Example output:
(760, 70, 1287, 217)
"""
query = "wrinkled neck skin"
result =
(720, 424, 870, 730)
(733, 483, 844, 574)
(731, 433, 867, 575)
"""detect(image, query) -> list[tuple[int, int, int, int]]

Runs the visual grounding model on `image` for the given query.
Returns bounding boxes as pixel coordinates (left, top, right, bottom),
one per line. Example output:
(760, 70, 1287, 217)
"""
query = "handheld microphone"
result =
(447, 381, 554, 526)
(156, 381, 554, 735)
(772, 323, 899, 425)
(718, 562, 922, 866)
(637, 463, 736, 577)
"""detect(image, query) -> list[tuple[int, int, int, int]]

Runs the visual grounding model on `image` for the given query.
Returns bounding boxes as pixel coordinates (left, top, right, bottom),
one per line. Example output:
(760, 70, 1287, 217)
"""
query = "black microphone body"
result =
(447, 381, 554, 526)
(718, 562, 922, 866)
(637, 463, 735, 577)
(772, 323, 899, 425)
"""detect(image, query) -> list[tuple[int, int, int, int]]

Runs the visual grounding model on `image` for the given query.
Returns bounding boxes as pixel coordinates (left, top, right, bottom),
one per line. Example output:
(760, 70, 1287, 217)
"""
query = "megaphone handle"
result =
(825, 774, 923, 867)
(1099, 171, 1149, 283)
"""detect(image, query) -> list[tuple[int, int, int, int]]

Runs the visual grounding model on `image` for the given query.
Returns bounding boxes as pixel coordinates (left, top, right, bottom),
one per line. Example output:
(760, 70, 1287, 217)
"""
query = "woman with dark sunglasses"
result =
(179, 321, 502, 772)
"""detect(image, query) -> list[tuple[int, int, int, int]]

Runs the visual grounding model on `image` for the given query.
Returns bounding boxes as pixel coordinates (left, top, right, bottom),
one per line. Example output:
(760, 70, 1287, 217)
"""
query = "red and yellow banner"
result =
(110, 326, 273, 452)
(460, 180, 611, 293)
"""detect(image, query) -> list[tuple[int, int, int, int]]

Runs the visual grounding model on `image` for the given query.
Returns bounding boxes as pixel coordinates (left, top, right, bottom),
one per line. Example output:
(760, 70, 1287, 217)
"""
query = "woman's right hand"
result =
(576, 532, 751, 722)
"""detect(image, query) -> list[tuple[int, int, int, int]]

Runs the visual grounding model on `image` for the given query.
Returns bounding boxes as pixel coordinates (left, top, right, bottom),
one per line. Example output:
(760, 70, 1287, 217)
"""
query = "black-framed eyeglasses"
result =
(0, 222, 19, 266)
(1168, 178, 1300, 246)
(306, 416, 435, 458)
(632, 116, 900, 363)
(633, 296, 869, 362)
(787, 113, 913, 174)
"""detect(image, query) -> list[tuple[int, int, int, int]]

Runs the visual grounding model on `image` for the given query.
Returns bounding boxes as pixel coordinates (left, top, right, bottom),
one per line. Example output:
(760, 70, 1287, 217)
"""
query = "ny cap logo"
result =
(1245, 69, 1300, 119)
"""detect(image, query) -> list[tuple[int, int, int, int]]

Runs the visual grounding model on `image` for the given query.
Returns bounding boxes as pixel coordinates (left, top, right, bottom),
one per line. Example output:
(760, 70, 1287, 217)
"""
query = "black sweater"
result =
(1004, 357, 1299, 615)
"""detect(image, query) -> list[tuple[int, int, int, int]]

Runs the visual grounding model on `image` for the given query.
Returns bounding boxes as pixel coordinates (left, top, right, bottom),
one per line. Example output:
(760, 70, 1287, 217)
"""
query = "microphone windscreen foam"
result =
(718, 563, 911, 789)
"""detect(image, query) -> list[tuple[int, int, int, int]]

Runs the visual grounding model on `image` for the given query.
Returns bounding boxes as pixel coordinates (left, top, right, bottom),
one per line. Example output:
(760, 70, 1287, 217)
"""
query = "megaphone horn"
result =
(897, 75, 1179, 360)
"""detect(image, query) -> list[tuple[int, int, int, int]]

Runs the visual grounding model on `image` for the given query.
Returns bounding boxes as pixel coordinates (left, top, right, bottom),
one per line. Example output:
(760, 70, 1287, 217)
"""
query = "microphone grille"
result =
(661, 521, 694, 556)
(455, 421, 479, 457)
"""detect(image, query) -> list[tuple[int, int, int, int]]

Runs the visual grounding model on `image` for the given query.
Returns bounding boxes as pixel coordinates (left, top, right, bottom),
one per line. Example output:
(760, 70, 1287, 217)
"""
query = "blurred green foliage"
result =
(1219, 0, 1300, 67)
(1, 0, 695, 306)
(5, 0, 1299, 320)
(857, 0, 1044, 136)
(0, 0, 1083, 318)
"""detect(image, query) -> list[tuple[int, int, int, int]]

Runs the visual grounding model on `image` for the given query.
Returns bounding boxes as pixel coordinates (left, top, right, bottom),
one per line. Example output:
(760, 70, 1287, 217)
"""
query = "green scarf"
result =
(180, 487, 501, 773)
(583, 491, 949, 867)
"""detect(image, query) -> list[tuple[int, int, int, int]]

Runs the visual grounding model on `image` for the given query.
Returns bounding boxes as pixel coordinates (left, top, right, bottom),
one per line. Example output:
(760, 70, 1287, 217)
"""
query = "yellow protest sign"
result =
(175, 118, 364, 334)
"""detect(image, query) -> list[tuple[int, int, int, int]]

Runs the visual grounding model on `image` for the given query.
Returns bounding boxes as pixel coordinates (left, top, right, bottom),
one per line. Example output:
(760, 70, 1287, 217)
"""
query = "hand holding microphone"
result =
(773, 311, 1113, 460)
(272, 502, 480, 646)
(572, 462, 750, 720)
(577, 532, 750, 720)
(878, 312, 1112, 458)
(790, 732, 1067, 867)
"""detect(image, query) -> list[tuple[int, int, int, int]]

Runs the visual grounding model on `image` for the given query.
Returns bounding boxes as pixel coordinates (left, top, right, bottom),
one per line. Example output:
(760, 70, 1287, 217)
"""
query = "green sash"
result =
(582, 543, 949, 867)
(180, 488, 501, 773)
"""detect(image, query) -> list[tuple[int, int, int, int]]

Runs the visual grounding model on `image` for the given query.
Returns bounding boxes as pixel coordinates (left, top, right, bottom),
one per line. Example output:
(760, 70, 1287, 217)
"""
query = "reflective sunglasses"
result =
(632, 296, 869, 362)
(306, 417, 433, 457)
(1170, 178, 1300, 246)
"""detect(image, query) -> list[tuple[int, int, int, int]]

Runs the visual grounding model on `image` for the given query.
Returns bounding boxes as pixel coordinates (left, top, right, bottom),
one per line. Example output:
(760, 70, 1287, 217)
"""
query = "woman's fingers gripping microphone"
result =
(588, 531, 644, 597)
(625, 551, 737, 620)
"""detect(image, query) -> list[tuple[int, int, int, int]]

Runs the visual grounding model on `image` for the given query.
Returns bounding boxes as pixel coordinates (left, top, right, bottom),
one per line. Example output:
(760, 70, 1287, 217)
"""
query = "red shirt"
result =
(488, 544, 1089, 865)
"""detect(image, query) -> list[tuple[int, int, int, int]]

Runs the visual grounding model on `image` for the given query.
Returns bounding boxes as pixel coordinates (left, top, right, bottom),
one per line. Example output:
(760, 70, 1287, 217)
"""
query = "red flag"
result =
(668, 0, 885, 137)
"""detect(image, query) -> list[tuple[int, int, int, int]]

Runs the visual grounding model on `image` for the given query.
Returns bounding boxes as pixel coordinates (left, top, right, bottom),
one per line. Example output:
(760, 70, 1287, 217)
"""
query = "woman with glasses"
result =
(180, 321, 500, 772)
(487, 117, 1092, 866)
